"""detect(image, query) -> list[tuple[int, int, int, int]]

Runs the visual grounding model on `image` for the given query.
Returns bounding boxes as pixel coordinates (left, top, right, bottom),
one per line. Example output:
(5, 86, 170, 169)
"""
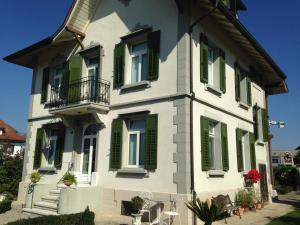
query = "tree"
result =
(0, 143, 24, 197)
(294, 150, 300, 165)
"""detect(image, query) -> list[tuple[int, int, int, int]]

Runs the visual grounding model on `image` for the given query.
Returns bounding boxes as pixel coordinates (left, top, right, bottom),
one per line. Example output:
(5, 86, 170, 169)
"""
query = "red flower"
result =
(245, 169, 261, 184)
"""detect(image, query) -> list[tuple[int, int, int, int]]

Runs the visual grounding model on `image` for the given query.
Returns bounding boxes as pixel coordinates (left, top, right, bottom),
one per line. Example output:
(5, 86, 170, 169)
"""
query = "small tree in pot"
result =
(131, 196, 144, 225)
(186, 198, 221, 225)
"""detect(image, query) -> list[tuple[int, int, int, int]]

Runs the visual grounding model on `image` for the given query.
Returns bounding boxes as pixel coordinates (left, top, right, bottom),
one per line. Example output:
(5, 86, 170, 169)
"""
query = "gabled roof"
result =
(0, 120, 26, 143)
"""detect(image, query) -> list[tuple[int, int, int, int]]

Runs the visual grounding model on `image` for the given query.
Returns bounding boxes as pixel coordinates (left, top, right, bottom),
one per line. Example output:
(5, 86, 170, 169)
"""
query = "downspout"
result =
(188, 2, 219, 225)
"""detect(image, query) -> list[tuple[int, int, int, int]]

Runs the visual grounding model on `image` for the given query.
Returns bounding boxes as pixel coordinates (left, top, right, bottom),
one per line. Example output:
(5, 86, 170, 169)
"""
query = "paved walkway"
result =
(0, 202, 33, 225)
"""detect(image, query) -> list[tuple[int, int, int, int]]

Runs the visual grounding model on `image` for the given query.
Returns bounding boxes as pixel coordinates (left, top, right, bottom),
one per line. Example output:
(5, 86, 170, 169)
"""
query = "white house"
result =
(4, 0, 288, 224)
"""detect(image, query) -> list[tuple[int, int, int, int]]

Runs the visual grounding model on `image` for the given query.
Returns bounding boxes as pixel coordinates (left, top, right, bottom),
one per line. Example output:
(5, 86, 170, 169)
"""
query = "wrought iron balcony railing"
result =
(49, 76, 110, 108)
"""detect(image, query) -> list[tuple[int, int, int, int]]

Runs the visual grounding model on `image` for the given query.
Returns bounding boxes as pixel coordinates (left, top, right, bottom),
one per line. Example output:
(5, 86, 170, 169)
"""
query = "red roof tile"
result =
(0, 120, 26, 143)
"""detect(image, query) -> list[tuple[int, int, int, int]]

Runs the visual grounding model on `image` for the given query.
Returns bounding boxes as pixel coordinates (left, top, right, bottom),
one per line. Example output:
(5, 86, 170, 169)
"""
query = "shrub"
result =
(275, 185, 293, 194)
(235, 189, 254, 207)
(131, 196, 144, 214)
(274, 166, 300, 189)
(0, 197, 12, 214)
(7, 207, 95, 225)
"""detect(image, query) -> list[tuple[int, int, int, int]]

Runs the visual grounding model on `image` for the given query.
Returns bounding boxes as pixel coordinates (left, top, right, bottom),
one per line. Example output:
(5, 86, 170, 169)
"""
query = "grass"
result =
(266, 210, 300, 225)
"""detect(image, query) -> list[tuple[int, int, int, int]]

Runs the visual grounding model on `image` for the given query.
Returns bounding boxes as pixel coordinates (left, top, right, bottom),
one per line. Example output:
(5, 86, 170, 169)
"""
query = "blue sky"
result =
(0, 1, 298, 150)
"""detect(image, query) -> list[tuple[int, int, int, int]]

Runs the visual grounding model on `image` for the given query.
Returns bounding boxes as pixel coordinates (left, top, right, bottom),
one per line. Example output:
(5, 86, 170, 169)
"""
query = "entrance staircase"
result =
(23, 188, 62, 216)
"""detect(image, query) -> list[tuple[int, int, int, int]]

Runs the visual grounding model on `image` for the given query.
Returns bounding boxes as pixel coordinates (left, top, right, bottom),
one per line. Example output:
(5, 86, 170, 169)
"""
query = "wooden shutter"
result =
(236, 128, 244, 172)
(60, 63, 70, 102)
(54, 127, 66, 169)
(200, 33, 208, 83)
(33, 128, 44, 169)
(247, 77, 252, 106)
(68, 55, 82, 104)
(261, 108, 269, 142)
(219, 49, 226, 93)
(249, 132, 256, 169)
(221, 123, 229, 171)
(110, 119, 123, 169)
(201, 116, 210, 171)
(147, 31, 161, 81)
(41, 67, 50, 104)
(253, 106, 259, 140)
(144, 114, 158, 170)
(113, 42, 125, 88)
(234, 63, 241, 101)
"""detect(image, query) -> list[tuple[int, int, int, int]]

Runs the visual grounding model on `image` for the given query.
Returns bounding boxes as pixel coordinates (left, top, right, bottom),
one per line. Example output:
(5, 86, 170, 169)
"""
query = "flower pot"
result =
(30, 177, 40, 184)
(256, 203, 262, 210)
(131, 213, 143, 225)
(63, 180, 74, 186)
(242, 206, 250, 213)
(238, 207, 244, 215)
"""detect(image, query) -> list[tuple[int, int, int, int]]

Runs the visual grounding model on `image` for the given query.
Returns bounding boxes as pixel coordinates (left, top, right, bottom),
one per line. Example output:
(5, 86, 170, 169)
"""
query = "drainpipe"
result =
(188, 2, 219, 225)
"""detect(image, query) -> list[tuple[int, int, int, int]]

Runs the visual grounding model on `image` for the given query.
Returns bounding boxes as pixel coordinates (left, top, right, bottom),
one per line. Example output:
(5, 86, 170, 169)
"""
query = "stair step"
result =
(49, 189, 61, 196)
(42, 195, 60, 203)
(34, 201, 58, 212)
(23, 207, 59, 216)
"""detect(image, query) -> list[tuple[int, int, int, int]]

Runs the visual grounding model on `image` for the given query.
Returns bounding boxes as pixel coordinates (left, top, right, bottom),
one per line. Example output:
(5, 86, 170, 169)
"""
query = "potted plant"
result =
(186, 198, 221, 225)
(30, 171, 41, 184)
(131, 196, 144, 225)
(235, 189, 253, 213)
(62, 172, 77, 187)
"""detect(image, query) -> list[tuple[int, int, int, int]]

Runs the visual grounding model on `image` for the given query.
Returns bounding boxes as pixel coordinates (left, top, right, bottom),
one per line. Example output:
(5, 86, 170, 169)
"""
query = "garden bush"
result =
(274, 166, 300, 190)
(0, 198, 12, 214)
(275, 185, 293, 194)
(7, 208, 95, 225)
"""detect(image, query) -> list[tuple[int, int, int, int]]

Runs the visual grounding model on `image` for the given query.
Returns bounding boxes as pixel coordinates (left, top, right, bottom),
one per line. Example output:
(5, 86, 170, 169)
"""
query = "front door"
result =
(81, 136, 97, 182)
(259, 164, 269, 202)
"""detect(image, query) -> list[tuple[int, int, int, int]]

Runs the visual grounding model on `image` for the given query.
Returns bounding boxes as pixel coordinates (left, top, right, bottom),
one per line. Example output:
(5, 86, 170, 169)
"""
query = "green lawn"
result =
(266, 210, 300, 225)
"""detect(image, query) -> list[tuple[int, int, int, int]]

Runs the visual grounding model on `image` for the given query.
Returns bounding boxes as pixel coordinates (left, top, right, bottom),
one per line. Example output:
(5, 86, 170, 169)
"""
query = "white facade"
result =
(5, 0, 287, 224)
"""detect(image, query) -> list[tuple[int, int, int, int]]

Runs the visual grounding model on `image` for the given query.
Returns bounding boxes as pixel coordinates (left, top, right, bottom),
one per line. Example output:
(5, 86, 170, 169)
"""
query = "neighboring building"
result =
(272, 150, 300, 167)
(4, 0, 287, 223)
(0, 120, 25, 156)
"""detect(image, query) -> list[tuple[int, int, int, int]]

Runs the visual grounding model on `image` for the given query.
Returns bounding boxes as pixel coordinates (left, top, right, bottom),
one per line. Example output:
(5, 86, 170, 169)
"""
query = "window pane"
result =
(129, 134, 137, 165)
(141, 54, 148, 81)
(209, 136, 215, 169)
(139, 133, 145, 165)
(82, 139, 90, 174)
(48, 139, 56, 164)
(130, 119, 146, 130)
(131, 56, 139, 83)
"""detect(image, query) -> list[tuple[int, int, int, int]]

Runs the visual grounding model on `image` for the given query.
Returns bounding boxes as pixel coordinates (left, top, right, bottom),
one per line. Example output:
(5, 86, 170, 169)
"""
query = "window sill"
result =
(238, 101, 249, 110)
(208, 170, 225, 177)
(205, 84, 222, 97)
(117, 168, 147, 174)
(256, 140, 265, 146)
(120, 81, 150, 92)
(38, 167, 57, 173)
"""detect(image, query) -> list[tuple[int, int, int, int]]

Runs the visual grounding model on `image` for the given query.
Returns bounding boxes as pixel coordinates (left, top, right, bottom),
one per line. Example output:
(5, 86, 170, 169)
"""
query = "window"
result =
(235, 64, 252, 106)
(87, 57, 99, 78)
(127, 119, 146, 167)
(54, 68, 63, 91)
(208, 121, 222, 170)
(254, 107, 268, 142)
(241, 132, 251, 171)
(130, 42, 148, 83)
(272, 157, 280, 164)
(200, 33, 226, 93)
(47, 135, 57, 166)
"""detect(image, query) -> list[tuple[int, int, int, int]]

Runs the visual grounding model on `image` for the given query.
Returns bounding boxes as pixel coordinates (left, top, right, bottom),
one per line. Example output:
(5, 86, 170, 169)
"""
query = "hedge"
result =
(7, 208, 95, 225)
(0, 199, 12, 214)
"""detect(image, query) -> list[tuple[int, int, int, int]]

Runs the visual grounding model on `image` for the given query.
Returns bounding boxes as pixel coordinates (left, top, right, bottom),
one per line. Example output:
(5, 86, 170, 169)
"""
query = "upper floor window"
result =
(54, 68, 63, 91)
(254, 106, 268, 142)
(200, 33, 226, 94)
(113, 29, 160, 89)
(235, 63, 252, 107)
(130, 42, 148, 83)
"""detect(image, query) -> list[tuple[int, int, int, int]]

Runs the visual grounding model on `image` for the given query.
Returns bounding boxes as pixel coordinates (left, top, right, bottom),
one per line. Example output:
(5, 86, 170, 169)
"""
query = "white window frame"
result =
(241, 132, 251, 171)
(127, 120, 145, 168)
(54, 68, 62, 90)
(130, 43, 147, 84)
(208, 120, 222, 171)
(208, 47, 215, 86)
(47, 136, 57, 167)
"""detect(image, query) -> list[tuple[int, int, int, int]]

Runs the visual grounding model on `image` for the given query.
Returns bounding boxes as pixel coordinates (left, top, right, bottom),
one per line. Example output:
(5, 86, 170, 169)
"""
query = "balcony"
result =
(49, 76, 110, 116)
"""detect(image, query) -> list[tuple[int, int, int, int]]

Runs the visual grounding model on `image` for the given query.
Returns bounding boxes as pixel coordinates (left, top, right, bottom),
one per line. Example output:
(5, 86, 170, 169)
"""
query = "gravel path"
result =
(0, 202, 33, 225)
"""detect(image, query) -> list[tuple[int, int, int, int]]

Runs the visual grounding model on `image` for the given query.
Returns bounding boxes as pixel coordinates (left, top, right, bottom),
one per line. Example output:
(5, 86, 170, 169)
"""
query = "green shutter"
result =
(147, 31, 160, 81)
(41, 67, 50, 104)
(54, 127, 65, 169)
(201, 116, 210, 171)
(33, 128, 44, 169)
(234, 63, 241, 101)
(110, 119, 123, 169)
(60, 63, 70, 102)
(236, 128, 244, 172)
(249, 133, 256, 169)
(113, 42, 125, 88)
(261, 108, 269, 142)
(200, 33, 208, 83)
(221, 123, 229, 171)
(68, 55, 82, 104)
(247, 77, 252, 106)
(144, 114, 158, 170)
(219, 49, 226, 93)
(253, 106, 259, 140)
